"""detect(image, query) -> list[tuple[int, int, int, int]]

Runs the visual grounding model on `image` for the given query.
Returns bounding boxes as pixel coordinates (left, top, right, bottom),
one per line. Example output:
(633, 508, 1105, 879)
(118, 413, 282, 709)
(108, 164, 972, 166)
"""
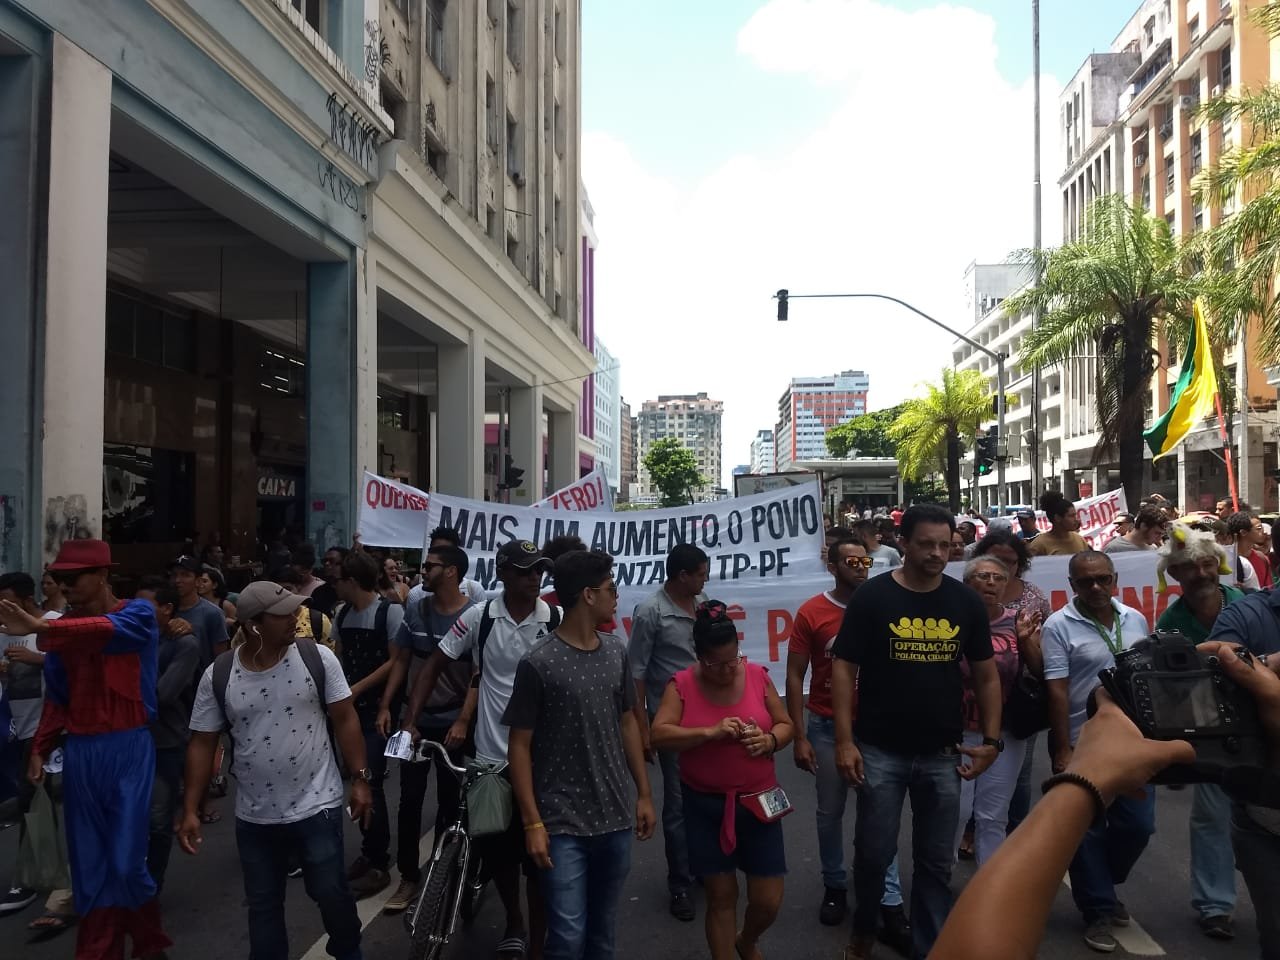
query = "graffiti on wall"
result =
(317, 159, 362, 213)
(325, 92, 381, 168)
(364, 20, 392, 86)
(44, 494, 94, 559)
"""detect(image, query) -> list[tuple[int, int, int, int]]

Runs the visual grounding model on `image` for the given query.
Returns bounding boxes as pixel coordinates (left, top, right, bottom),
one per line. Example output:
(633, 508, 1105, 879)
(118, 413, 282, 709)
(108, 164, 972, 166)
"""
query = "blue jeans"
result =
(852, 741, 961, 959)
(656, 746, 692, 895)
(541, 830, 633, 960)
(1190, 783, 1236, 919)
(1067, 787, 1155, 924)
(808, 715, 902, 905)
(1232, 804, 1280, 958)
(1006, 732, 1037, 833)
(236, 807, 362, 960)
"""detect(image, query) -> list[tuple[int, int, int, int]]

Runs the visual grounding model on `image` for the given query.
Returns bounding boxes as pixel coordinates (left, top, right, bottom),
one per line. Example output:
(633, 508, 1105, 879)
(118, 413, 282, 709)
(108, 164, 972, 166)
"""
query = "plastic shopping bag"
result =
(14, 781, 71, 891)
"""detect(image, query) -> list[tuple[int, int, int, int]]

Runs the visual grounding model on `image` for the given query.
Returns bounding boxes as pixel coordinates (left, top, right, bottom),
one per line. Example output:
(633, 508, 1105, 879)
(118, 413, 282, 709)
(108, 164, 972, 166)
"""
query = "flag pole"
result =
(1213, 391, 1240, 511)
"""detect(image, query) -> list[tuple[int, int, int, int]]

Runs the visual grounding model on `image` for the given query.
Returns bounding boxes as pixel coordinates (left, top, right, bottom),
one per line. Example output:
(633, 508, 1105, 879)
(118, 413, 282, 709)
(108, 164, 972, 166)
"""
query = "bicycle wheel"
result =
(407, 834, 465, 960)
(459, 851, 488, 924)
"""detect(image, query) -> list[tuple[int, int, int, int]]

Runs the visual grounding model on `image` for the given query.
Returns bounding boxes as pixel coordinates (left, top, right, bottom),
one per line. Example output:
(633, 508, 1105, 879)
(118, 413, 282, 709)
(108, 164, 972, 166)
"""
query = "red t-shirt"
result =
(1248, 550, 1271, 591)
(789, 592, 851, 718)
(540, 589, 617, 633)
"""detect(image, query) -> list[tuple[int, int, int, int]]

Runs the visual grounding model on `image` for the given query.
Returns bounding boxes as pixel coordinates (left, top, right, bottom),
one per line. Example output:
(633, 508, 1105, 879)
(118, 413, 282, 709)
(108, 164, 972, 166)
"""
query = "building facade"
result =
(618, 398, 636, 502)
(0, 0, 592, 578)
(774, 371, 869, 472)
(636, 393, 723, 501)
(957, 0, 1279, 513)
(593, 336, 621, 497)
(749, 429, 776, 474)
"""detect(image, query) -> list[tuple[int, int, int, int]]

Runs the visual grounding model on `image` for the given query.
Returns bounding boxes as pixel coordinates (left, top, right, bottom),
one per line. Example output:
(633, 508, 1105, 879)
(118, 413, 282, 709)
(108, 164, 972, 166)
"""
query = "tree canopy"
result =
(643, 437, 706, 507)
(825, 405, 901, 459)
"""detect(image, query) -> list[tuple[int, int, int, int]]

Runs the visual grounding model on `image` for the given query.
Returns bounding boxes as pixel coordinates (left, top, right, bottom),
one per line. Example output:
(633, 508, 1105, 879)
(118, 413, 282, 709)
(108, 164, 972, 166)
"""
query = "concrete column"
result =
(548, 409, 578, 492)
(355, 249, 377, 477)
(1177, 446, 1189, 510)
(0, 54, 39, 572)
(508, 381, 545, 504)
(437, 333, 485, 497)
(41, 37, 111, 564)
(306, 260, 356, 550)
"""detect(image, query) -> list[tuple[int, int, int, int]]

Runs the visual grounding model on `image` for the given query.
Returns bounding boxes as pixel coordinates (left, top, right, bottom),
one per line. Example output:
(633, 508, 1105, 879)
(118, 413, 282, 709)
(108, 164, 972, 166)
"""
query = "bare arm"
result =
(401, 648, 451, 733)
(786, 651, 816, 773)
(650, 680, 741, 752)
(508, 727, 551, 869)
(971, 658, 1002, 741)
(620, 711, 655, 839)
(375, 646, 411, 736)
(177, 731, 220, 855)
(328, 695, 373, 821)
(831, 657, 863, 784)
(632, 679, 653, 761)
(1046, 678, 1072, 772)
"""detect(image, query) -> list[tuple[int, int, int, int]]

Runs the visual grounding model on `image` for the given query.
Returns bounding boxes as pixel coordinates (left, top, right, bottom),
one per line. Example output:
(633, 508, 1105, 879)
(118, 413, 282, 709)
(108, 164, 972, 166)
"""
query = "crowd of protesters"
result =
(3, 489, 1280, 960)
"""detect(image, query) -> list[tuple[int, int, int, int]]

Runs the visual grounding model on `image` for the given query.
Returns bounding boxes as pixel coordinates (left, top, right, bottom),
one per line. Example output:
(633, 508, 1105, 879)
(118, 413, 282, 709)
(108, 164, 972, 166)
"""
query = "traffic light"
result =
(776, 289, 789, 322)
(975, 431, 998, 476)
(499, 454, 525, 490)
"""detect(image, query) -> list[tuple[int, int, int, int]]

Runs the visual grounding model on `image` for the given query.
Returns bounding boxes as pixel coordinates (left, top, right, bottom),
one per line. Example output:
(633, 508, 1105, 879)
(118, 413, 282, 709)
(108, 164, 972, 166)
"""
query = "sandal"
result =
(28, 912, 77, 942)
(200, 810, 222, 825)
(496, 934, 527, 959)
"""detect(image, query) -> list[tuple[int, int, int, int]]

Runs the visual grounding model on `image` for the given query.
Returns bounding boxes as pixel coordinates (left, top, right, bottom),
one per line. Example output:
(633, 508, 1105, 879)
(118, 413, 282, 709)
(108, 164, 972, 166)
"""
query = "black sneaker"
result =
(878, 904, 913, 958)
(0, 887, 37, 915)
(669, 891, 695, 922)
(819, 887, 847, 926)
(1200, 914, 1235, 940)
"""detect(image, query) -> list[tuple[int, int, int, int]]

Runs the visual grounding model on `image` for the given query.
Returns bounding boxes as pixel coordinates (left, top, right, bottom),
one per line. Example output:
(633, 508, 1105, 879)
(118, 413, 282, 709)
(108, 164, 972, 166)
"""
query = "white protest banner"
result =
(359, 472, 432, 548)
(532, 467, 613, 511)
(1016, 488, 1129, 549)
(426, 482, 827, 593)
(359, 469, 619, 548)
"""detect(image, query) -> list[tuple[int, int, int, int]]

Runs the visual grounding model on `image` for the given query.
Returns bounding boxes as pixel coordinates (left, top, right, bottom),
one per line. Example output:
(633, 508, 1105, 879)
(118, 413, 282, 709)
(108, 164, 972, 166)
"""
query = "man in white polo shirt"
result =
(1042, 549, 1152, 954)
(402, 539, 560, 960)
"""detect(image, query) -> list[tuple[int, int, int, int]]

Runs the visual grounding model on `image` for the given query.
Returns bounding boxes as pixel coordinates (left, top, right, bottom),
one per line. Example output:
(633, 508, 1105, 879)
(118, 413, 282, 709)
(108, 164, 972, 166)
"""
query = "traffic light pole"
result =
(776, 290, 1009, 511)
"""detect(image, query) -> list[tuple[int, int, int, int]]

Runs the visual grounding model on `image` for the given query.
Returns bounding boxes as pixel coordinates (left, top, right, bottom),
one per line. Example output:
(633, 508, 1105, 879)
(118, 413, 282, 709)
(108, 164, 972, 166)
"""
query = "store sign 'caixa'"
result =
(257, 472, 299, 501)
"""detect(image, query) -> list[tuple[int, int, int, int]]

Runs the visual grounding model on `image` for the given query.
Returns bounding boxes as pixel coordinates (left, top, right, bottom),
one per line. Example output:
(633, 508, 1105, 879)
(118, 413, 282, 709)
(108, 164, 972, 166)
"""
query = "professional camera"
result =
(1094, 629, 1280, 807)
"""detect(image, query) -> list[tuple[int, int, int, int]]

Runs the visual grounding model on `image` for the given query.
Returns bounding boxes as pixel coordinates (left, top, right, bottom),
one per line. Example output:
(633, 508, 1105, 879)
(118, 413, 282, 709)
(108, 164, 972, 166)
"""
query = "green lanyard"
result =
(1076, 599, 1124, 655)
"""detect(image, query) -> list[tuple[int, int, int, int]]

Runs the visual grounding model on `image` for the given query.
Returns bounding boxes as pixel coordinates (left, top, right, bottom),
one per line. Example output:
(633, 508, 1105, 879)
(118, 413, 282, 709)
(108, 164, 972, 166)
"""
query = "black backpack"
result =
(474, 599, 561, 677)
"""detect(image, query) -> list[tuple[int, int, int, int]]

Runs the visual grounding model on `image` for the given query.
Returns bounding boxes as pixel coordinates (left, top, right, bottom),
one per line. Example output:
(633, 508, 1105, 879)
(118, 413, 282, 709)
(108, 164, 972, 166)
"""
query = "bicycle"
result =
(403, 740, 489, 960)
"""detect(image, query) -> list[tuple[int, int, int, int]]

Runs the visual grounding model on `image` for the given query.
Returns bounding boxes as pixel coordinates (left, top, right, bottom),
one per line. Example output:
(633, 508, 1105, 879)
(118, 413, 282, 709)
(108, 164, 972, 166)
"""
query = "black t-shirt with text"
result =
(832, 572, 993, 754)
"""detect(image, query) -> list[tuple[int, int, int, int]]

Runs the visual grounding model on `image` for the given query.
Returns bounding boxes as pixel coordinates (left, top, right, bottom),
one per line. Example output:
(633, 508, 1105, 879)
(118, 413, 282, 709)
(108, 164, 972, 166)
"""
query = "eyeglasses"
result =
(1071, 575, 1116, 589)
(421, 561, 443, 572)
(587, 582, 619, 598)
(968, 571, 1009, 583)
(700, 653, 745, 671)
(841, 556, 874, 569)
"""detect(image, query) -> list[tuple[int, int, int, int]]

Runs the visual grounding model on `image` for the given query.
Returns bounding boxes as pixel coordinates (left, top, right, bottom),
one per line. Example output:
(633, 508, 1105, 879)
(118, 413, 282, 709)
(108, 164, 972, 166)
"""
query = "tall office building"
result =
(592, 336, 621, 496)
(749, 429, 776, 474)
(636, 393, 723, 501)
(618, 398, 636, 501)
(774, 371, 870, 471)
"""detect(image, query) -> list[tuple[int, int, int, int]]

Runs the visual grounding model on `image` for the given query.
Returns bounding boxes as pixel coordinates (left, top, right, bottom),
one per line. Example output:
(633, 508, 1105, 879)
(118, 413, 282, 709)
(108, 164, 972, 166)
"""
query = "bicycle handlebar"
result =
(412, 739, 468, 776)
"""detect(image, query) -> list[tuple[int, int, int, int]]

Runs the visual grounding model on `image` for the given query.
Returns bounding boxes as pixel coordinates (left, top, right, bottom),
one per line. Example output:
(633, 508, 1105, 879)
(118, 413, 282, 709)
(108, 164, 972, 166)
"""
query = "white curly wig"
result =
(1155, 522, 1230, 592)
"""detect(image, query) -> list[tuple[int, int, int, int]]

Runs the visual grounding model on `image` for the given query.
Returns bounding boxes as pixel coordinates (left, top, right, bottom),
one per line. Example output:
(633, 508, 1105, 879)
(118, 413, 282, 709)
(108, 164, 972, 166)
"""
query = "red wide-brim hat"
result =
(47, 539, 116, 572)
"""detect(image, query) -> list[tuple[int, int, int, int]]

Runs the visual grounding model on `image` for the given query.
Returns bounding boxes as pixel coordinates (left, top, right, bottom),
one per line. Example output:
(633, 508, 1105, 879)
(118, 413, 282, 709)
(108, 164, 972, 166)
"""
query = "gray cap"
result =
(235, 581, 306, 621)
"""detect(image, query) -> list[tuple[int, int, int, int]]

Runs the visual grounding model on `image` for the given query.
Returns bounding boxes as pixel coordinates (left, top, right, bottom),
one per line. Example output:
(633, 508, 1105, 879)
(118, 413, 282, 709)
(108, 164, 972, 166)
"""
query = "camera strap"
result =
(1076, 600, 1125, 656)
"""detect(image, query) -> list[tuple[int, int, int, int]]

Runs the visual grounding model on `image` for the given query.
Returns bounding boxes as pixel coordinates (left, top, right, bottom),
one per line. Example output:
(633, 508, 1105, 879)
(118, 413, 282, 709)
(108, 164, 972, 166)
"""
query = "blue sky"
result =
(580, 0, 1138, 482)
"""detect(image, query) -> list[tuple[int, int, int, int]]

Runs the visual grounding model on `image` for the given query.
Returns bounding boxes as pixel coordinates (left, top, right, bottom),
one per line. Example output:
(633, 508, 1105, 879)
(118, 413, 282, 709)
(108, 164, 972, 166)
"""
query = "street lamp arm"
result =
(776, 292, 1001, 362)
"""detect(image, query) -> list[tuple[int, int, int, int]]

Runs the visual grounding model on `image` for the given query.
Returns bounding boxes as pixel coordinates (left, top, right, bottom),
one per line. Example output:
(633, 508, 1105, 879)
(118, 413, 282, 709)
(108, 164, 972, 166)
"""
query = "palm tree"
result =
(1002, 196, 1198, 509)
(889, 368, 997, 512)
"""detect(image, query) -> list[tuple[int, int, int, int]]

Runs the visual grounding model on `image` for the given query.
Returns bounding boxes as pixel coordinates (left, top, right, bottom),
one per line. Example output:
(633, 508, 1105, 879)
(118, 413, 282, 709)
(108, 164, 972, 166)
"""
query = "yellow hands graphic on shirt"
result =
(887, 617, 961, 662)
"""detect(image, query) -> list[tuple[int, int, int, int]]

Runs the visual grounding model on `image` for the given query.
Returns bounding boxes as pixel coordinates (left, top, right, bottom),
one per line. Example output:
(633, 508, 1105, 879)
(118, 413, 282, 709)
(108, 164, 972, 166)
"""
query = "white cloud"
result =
(584, 0, 1061, 486)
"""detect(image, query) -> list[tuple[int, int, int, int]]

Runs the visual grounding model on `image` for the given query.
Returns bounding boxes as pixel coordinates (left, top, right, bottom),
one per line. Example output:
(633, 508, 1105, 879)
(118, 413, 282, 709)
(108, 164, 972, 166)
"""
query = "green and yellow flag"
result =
(1144, 298, 1218, 460)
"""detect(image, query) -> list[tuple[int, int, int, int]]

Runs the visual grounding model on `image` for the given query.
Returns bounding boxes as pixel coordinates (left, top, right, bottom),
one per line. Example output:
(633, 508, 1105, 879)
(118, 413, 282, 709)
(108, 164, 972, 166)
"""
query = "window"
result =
(554, 7, 565, 63)
(426, 142, 446, 178)
(506, 112, 521, 180)
(1193, 202, 1204, 233)
(486, 204, 497, 238)
(426, 0, 446, 72)
(1165, 154, 1176, 195)
(1190, 132, 1202, 175)
(1189, 15, 1200, 42)
(554, 197, 564, 252)
(554, 100, 564, 157)
(507, 231, 520, 268)
(1141, 173, 1152, 210)
(1221, 43, 1232, 90)
(485, 76, 499, 153)
(106, 289, 197, 373)
(506, 0, 521, 65)
(290, 0, 321, 32)
(1165, 210, 1176, 228)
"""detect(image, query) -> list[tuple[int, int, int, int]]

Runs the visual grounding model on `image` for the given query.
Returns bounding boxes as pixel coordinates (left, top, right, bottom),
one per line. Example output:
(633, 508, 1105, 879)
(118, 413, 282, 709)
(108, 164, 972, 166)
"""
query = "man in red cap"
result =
(0, 539, 171, 960)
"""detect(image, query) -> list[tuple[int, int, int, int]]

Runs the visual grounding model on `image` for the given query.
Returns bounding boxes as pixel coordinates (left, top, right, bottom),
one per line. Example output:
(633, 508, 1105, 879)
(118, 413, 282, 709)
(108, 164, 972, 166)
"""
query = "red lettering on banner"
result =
(570, 487, 588, 510)
(767, 609, 793, 662)
(727, 604, 746, 645)
(365, 478, 429, 512)
(365, 480, 380, 509)
(1049, 589, 1071, 611)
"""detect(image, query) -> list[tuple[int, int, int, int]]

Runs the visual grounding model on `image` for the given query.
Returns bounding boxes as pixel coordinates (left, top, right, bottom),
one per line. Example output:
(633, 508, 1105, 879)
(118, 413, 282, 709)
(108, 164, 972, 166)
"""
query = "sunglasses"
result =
(841, 556, 873, 569)
(421, 561, 443, 572)
(1071, 575, 1116, 589)
(51, 570, 87, 587)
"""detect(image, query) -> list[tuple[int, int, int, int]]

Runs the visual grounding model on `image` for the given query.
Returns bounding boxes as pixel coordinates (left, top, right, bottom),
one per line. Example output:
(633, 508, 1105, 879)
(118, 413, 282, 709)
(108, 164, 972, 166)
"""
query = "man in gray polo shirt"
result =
(628, 543, 708, 922)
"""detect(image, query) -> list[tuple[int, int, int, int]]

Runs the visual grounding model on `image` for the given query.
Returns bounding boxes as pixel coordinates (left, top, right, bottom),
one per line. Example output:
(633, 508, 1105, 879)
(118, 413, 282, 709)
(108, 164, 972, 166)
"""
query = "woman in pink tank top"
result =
(651, 601, 794, 960)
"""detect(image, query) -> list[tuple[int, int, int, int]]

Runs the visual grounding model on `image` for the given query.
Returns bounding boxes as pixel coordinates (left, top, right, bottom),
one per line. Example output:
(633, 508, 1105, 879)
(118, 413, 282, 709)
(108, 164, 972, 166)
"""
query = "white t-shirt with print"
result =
(189, 643, 351, 825)
(439, 597, 561, 763)
(4, 611, 62, 741)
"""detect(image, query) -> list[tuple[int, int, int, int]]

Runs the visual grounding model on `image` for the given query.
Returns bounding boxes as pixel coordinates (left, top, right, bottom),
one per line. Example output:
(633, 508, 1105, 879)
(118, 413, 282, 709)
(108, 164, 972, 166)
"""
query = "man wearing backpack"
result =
(178, 581, 372, 960)
(332, 551, 404, 899)
(375, 543, 477, 912)
(401, 539, 560, 960)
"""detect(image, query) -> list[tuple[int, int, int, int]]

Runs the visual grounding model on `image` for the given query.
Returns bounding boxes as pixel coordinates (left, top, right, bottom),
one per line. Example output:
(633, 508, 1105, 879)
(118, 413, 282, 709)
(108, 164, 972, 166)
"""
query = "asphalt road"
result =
(0, 746, 1264, 960)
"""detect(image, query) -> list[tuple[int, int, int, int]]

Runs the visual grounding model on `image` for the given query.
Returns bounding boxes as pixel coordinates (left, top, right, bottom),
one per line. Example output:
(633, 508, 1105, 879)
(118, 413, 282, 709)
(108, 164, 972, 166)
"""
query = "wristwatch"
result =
(355, 767, 375, 782)
(981, 736, 1005, 753)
